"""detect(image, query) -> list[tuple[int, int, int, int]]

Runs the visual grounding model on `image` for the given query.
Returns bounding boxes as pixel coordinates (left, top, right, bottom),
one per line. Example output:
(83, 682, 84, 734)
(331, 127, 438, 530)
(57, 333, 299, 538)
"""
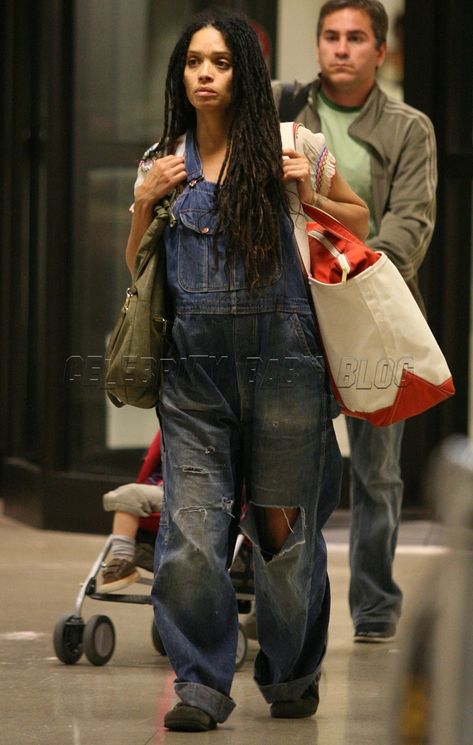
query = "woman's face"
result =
(183, 26, 233, 114)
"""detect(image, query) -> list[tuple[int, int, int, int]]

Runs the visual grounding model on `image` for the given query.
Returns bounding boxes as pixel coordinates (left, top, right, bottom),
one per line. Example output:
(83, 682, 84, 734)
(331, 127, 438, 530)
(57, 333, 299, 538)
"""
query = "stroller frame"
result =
(53, 430, 254, 668)
(53, 527, 252, 668)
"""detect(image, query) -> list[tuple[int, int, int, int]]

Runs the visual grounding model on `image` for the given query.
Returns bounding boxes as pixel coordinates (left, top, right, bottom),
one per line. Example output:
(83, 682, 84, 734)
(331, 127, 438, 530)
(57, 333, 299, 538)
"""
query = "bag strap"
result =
(281, 122, 351, 282)
(280, 122, 324, 338)
(174, 135, 186, 157)
(281, 122, 311, 274)
(307, 227, 350, 282)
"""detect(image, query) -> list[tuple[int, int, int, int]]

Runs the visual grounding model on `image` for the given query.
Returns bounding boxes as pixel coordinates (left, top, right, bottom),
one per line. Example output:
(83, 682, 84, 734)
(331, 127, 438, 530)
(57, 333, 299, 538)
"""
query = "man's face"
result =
(317, 8, 386, 94)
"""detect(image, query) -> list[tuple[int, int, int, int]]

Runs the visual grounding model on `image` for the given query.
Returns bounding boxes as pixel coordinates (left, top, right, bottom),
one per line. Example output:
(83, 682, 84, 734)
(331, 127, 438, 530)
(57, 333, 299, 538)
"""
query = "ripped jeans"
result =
(152, 312, 342, 723)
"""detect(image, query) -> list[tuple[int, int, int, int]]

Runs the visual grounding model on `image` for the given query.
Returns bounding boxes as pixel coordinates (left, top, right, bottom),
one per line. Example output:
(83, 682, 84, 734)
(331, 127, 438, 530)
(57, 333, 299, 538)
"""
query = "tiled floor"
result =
(0, 510, 446, 745)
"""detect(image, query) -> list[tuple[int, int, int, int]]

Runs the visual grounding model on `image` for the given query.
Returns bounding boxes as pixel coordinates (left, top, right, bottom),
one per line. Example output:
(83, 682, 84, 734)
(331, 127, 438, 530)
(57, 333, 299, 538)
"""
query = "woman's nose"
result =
(198, 60, 213, 79)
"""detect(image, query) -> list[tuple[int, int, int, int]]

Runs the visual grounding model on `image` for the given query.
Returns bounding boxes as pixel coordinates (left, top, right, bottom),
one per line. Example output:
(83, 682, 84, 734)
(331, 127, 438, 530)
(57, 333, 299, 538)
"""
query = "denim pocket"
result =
(177, 208, 238, 293)
(290, 313, 326, 374)
(177, 207, 282, 293)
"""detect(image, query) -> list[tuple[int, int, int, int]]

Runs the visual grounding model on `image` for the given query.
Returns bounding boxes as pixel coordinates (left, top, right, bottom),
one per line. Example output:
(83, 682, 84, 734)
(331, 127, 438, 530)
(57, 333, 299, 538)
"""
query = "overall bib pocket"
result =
(177, 207, 282, 293)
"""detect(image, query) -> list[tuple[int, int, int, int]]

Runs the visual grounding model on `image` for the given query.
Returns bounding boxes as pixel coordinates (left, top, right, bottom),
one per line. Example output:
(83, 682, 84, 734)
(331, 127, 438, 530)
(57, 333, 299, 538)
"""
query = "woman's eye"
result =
(216, 59, 231, 69)
(186, 58, 199, 68)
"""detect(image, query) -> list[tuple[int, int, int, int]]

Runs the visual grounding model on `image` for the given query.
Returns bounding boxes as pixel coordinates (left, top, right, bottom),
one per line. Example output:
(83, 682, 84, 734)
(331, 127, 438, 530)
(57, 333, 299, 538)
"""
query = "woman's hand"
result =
(282, 148, 313, 205)
(125, 155, 187, 275)
(282, 147, 369, 240)
(134, 155, 188, 212)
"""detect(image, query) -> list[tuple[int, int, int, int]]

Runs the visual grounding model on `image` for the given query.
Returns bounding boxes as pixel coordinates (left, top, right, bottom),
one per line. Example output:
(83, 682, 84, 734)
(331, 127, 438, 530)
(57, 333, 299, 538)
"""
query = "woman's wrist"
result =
(311, 191, 321, 208)
(132, 198, 155, 221)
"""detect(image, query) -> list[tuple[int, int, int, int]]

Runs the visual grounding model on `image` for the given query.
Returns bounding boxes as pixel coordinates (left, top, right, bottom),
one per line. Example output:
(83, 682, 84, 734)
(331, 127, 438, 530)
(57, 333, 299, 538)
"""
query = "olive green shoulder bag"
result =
(105, 195, 176, 408)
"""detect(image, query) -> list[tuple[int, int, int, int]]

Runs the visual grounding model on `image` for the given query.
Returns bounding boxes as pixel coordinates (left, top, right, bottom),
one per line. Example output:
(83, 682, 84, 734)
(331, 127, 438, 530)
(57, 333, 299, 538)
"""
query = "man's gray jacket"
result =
(273, 78, 437, 311)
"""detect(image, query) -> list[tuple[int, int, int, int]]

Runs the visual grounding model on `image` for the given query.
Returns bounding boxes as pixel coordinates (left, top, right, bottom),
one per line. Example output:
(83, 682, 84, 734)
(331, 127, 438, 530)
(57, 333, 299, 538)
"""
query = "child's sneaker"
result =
(98, 558, 140, 593)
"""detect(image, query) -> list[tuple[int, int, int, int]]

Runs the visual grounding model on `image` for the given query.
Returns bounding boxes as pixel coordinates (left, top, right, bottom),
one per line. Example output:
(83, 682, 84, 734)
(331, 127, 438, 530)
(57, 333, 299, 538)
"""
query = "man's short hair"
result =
(317, 0, 388, 49)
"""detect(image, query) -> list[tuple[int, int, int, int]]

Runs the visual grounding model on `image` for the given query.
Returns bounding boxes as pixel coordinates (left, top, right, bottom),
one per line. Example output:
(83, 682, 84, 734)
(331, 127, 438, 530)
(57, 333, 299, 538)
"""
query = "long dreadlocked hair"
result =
(158, 10, 288, 289)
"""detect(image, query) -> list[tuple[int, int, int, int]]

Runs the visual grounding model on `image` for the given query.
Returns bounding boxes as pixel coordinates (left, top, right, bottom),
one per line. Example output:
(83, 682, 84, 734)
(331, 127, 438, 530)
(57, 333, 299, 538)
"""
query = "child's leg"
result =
(99, 510, 141, 593)
(100, 483, 163, 591)
(112, 511, 141, 541)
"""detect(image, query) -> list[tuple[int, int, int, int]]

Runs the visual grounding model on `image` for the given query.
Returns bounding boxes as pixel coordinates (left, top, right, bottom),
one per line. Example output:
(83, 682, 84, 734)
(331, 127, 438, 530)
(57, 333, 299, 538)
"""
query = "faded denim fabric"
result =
(346, 417, 405, 627)
(151, 129, 342, 723)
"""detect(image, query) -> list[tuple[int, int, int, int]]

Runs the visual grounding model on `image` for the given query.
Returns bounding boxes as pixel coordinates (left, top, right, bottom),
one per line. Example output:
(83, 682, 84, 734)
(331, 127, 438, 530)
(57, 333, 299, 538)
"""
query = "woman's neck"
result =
(195, 112, 232, 182)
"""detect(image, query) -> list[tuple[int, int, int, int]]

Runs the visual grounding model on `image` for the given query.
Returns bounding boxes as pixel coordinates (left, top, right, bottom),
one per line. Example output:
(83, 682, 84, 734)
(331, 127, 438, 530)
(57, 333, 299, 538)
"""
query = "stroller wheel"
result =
(83, 615, 116, 666)
(53, 614, 84, 665)
(235, 623, 248, 671)
(151, 619, 167, 656)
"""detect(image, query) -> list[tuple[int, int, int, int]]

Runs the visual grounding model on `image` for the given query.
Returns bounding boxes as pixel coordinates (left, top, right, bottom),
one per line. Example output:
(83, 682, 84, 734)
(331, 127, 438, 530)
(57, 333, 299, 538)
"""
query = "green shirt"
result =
(317, 91, 377, 238)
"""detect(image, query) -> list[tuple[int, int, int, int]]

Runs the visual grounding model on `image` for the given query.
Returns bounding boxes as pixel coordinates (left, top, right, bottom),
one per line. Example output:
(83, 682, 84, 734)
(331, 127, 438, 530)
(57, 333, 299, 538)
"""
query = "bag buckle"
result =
(154, 316, 168, 334)
(123, 287, 137, 313)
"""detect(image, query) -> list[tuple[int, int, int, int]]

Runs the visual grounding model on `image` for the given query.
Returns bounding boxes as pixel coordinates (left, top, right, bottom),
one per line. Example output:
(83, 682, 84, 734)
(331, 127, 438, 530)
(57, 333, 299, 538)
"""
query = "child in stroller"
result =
(53, 429, 254, 668)
(98, 431, 164, 592)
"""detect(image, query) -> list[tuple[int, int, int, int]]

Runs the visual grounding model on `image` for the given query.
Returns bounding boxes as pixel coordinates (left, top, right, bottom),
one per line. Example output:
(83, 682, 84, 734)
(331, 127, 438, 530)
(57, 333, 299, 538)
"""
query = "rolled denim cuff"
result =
(256, 669, 321, 704)
(175, 681, 236, 723)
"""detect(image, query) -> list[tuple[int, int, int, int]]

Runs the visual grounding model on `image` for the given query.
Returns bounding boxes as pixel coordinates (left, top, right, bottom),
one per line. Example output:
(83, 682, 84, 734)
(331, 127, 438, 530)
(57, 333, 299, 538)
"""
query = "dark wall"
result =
(400, 0, 472, 506)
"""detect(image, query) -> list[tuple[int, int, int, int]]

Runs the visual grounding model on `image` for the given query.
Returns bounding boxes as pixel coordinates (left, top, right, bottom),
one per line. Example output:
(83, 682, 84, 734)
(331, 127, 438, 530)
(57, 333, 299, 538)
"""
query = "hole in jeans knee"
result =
(255, 505, 300, 559)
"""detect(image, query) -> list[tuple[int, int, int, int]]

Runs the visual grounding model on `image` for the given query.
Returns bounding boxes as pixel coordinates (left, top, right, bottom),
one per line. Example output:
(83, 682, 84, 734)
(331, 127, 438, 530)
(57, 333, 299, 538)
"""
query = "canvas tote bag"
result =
(281, 121, 454, 426)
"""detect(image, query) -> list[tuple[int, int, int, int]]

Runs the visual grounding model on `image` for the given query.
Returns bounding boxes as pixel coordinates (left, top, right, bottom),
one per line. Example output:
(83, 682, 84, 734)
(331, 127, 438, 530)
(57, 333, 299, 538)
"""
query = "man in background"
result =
(273, 0, 437, 642)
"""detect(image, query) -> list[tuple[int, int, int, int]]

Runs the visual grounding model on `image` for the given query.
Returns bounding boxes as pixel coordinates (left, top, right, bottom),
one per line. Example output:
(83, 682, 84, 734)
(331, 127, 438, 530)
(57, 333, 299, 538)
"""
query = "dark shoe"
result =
(98, 558, 140, 593)
(164, 702, 217, 732)
(354, 622, 396, 643)
(270, 681, 319, 719)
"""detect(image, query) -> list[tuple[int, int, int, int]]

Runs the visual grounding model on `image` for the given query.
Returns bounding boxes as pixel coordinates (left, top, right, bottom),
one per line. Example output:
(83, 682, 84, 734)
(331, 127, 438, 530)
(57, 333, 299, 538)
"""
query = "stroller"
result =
(52, 431, 255, 669)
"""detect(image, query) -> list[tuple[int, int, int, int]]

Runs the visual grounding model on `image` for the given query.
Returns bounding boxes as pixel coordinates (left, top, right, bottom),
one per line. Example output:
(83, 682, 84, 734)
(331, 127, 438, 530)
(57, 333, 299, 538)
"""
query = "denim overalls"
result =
(151, 129, 342, 723)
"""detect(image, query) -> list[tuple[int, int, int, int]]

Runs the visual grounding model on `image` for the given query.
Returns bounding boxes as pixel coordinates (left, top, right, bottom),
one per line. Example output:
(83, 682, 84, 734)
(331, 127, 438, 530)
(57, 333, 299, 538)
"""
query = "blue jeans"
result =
(346, 417, 404, 627)
(152, 313, 342, 723)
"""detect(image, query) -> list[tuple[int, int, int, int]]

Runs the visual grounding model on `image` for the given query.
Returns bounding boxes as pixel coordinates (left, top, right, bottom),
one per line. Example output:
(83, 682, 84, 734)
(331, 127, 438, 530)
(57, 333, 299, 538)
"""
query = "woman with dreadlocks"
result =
(125, 10, 368, 733)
